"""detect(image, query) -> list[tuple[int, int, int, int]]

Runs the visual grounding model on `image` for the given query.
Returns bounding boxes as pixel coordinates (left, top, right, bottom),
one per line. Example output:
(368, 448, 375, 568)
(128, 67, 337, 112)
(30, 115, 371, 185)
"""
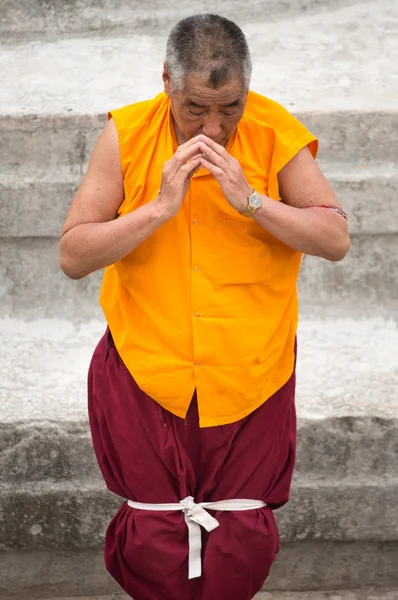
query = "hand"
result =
(198, 137, 253, 212)
(155, 135, 204, 219)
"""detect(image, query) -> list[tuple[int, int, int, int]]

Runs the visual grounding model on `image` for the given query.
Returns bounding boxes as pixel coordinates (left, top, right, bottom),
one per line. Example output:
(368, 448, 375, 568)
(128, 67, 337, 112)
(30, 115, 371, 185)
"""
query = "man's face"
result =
(163, 66, 248, 147)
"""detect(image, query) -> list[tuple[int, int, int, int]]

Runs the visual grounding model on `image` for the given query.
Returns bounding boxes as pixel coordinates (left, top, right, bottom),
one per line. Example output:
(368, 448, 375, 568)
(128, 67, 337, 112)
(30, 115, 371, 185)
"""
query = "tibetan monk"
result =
(60, 13, 350, 600)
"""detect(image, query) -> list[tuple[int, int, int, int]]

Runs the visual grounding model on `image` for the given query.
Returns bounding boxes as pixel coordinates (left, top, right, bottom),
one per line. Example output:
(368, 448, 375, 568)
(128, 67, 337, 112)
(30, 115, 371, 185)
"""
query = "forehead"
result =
(180, 74, 246, 104)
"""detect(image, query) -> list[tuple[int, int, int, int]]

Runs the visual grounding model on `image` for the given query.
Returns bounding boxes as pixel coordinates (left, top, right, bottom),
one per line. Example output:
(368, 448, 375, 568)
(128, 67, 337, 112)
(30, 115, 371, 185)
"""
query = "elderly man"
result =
(60, 13, 349, 600)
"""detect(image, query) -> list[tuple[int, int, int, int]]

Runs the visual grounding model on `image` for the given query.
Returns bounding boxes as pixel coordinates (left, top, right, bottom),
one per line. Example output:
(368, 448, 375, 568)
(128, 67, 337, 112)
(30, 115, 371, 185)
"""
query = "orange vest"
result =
(101, 91, 318, 427)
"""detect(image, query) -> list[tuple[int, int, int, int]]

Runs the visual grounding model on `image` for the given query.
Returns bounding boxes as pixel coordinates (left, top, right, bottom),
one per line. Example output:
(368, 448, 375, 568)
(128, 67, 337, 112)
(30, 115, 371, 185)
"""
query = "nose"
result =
(201, 113, 222, 140)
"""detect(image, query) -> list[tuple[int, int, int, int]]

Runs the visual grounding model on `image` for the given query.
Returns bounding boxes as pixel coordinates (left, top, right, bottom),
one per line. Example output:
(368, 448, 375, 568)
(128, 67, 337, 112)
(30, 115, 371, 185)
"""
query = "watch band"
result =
(240, 204, 257, 217)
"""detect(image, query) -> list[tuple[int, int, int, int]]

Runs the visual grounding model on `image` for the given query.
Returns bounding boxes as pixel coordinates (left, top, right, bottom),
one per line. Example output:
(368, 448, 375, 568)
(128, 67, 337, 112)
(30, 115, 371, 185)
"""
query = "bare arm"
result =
(60, 120, 203, 280)
(252, 146, 350, 261)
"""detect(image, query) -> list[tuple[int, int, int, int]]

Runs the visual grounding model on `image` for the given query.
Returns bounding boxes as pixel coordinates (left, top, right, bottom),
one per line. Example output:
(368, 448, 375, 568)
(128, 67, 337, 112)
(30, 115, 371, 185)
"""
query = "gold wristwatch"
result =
(240, 189, 262, 218)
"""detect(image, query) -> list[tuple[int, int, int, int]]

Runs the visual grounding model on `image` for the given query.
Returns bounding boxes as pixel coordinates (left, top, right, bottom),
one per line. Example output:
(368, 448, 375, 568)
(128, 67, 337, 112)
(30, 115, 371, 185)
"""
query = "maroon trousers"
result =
(88, 329, 297, 600)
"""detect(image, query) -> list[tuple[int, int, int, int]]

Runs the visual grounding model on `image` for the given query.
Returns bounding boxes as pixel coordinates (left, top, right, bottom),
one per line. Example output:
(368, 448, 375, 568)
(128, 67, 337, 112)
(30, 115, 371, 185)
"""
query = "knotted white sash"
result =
(127, 495, 266, 579)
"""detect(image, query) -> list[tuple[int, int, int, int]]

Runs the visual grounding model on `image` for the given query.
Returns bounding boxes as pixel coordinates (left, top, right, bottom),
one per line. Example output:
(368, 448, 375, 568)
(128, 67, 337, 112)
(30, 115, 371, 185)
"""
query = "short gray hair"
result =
(165, 14, 252, 92)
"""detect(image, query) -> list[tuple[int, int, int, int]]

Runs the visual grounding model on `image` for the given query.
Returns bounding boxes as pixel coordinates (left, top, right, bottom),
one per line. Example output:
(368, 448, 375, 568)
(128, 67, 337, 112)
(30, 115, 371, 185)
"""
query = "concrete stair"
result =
(0, 0, 379, 41)
(0, 318, 397, 597)
(14, 593, 398, 600)
(1, 0, 398, 597)
(1, 0, 398, 321)
(2, 593, 398, 600)
(17, 593, 398, 600)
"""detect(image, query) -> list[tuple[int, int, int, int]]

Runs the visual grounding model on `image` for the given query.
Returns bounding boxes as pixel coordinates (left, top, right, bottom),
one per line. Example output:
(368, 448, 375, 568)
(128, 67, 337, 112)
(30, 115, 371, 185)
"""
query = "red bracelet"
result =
(306, 205, 348, 220)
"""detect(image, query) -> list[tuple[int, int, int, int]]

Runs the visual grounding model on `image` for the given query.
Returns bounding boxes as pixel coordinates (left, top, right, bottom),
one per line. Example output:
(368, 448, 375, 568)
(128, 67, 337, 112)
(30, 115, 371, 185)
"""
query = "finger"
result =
(198, 142, 229, 171)
(171, 142, 203, 170)
(175, 134, 208, 154)
(185, 154, 204, 175)
(200, 157, 225, 180)
(185, 153, 204, 167)
(180, 155, 203, 179)
(198, 136, 228, 155)
(166, 135, 208, 177)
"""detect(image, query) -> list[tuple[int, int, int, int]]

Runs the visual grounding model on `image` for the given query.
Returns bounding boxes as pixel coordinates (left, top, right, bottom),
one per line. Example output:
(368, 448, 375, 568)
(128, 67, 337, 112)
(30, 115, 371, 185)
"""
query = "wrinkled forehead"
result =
(179, 73, 247, 105)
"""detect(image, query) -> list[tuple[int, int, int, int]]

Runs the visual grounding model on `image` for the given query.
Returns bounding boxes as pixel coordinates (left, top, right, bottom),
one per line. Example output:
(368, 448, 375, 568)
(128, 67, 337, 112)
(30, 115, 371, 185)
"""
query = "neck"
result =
(171, 115, 185, 146)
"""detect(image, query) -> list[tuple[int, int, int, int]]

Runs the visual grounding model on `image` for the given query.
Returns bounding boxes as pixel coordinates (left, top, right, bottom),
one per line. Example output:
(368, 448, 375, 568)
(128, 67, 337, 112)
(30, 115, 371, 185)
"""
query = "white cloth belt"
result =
(127, 495, 266, 579)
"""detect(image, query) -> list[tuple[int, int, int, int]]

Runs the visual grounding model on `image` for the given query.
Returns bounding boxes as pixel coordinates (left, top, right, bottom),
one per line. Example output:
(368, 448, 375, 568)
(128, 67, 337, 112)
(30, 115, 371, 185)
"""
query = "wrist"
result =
(239, 189, 263, 217)
(238, 186, 255, 213)
(150, 196, 172, 224)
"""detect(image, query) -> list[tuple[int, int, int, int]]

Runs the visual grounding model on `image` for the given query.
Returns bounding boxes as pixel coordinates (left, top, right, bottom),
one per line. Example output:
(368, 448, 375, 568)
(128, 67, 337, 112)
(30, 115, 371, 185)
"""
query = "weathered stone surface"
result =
(1, 2, 397, 115)
(0, 316, 396, 422)
(0, 319, 394, 574)
(0, 423, 99, 483)
(0, 549, 119, 598)
(259, 591, 398, 600)
(261, 591, 398, 599)
(0, 0, 396, 597)
(295, 417, 398, 480)
(0, 115, 104, 181)
(1, 415, 397, 484)
(1, 235, 397, 319)
(2, 591, 398, 600)
(0, 482, 119, 551)
(264, 542, 398, 592)
(1, 165, 397, 238)
(0, 479, 396, 551)
(5, 591, 396, 600)
(298, 236, 398, 317)
(278, 479, 398, 542)
(4, 591, 396, 600)
(0, 543, 397, 597)
(0, 0, 378, 39)
(0, 238, 103, 320)
(0, 177, 78, 238)
(1, 112, 396, 184)
(324, 166, 398, 235)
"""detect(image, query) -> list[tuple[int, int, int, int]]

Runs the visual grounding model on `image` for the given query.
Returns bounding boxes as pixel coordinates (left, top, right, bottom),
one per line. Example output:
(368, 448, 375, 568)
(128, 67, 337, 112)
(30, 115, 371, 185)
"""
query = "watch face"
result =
(250, 192, 262, 209)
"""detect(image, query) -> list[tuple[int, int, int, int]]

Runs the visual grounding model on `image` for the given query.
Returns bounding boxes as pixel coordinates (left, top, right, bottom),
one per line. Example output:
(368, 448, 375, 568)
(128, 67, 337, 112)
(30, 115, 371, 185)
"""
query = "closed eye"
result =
(185, 106, 206, 117)
(185, 107, 238, 118)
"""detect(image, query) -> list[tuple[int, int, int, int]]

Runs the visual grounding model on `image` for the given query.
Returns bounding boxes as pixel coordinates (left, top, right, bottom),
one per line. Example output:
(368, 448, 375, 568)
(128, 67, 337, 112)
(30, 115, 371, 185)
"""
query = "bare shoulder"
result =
(278, 146, 342, 210)
(60, 117, 124, 238)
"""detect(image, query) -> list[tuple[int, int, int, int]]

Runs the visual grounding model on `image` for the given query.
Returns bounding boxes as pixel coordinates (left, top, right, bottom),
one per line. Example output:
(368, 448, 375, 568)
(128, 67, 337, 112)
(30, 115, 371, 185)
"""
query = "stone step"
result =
(0, 0, 378, 40)
(0, 235, 397, 319)
(1, 112, 396, 181)
(0, 317, 396, 479)
(1, 315, 396, 417)
(2, 413, 396, 484)
(0, 316, 396, 491)
(1, 163, 396, 238)
(7, 591, 398, 600)
(1, 544, 397, 597)
(1, 477, 397, 552)
(3, 591, 396, 600)
(0, 1, 397, 121)
(0, 317, 396, 568)
(0, 481, 397, 593)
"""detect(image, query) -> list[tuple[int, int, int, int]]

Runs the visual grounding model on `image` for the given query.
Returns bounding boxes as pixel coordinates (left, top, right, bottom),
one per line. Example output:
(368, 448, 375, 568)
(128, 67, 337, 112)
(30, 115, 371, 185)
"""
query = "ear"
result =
(162, 62, 172, 97)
